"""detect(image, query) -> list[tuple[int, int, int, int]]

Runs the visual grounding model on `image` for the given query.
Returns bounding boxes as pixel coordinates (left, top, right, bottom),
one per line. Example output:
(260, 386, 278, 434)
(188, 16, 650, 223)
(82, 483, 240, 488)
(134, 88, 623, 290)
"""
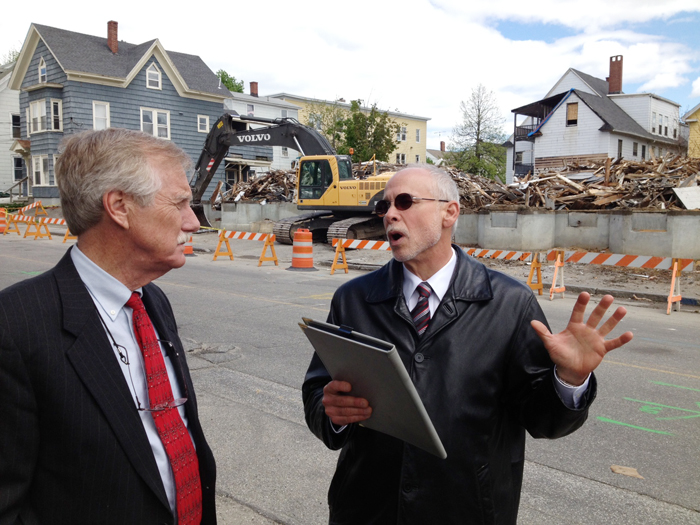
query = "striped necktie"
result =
(411, 282, 432, 336)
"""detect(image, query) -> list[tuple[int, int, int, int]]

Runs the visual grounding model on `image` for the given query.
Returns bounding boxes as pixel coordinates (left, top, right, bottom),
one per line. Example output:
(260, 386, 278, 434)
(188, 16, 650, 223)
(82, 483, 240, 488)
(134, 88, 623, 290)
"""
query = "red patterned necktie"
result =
(126, 292, 202, 525)
(411, 282, 432, 336)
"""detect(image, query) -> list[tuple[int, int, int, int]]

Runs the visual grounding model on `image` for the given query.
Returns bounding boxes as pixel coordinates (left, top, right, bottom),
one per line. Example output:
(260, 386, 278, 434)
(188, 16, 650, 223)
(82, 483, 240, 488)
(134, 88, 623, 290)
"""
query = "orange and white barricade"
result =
(212, 229, 278, 266)
(330, 238, 391, 275)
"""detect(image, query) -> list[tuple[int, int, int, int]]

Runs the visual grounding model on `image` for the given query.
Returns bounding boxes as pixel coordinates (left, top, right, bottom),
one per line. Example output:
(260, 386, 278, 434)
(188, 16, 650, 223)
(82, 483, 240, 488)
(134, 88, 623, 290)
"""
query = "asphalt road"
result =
(1, 234, 699, 525)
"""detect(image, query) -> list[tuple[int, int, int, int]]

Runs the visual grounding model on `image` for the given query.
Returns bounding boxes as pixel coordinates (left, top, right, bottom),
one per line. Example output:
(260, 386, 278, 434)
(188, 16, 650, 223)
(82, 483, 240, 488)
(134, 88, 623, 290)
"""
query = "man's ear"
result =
(443, 200, 460, 230)
(103, 190, 130, 230)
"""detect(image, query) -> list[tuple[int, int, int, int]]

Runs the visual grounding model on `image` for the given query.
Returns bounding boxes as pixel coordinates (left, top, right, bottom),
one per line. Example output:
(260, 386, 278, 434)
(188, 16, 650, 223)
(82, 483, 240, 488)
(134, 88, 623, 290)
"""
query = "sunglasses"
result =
(375, 193, 450, 217)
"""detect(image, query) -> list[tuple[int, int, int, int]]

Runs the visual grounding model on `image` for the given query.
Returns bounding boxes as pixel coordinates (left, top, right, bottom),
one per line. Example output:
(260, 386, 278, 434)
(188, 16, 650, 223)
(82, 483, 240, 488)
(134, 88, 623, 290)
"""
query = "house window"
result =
(617, 139, 623, 159)
(632, 142, 638, 156)
(673, 119, 677, 138)
(641, 145, 646, 159)
(282, 147, 289, 157)
(11, 114, 21, 138)
(664, 116, 669, 136)
(396, 153, 406, 164)
(197, 115, 209, 133)
(29, 100, 46, 134)
(38, 58, 47, 83)
(566, 103, 578, 126)
(281, 109, 288, 118)
(146, 63, 162, 90)
(93, 101, 110, 130)
(13, 157, 24, 181)
(416, 129, 420, 143)
(652, 112, 657, 133)
(415, 155, 420, 163)
(515, 152, 523, 163)
(32, 155, 49, 186)
(247, 104, 254, 117)
(397, 127, 407, 141)
(50, 99, 62, 131)
(140, 108, 170, 139)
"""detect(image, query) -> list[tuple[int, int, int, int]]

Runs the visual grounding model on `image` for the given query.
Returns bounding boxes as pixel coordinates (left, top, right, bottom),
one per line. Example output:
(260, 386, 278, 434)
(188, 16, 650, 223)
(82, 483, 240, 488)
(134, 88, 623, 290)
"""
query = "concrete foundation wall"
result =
(221, 202, 299, 232)
(221, 203, 700, 258)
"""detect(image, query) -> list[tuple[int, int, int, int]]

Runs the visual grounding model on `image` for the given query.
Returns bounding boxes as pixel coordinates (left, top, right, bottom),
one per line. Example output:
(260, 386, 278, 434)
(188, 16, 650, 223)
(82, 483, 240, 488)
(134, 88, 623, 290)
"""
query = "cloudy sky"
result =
(3, 1, 700, 149)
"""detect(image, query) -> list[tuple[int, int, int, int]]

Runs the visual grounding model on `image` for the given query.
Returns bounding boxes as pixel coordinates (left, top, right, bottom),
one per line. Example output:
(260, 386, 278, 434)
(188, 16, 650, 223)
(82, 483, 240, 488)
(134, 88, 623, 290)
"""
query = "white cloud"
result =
(691, 78, 700, 98)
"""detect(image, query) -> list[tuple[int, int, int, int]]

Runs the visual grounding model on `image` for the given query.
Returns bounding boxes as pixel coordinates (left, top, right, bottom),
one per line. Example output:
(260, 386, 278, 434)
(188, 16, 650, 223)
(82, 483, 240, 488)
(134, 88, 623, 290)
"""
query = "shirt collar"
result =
(70, 245, 141, 321)
(402, 247, 457, 301)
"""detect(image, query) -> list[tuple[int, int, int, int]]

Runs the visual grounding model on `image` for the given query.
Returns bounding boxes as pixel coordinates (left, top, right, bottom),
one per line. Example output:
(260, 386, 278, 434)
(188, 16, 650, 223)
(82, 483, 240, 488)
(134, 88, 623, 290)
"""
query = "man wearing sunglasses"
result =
(0, 129, 216, 524)
(303, 165, 633, 524)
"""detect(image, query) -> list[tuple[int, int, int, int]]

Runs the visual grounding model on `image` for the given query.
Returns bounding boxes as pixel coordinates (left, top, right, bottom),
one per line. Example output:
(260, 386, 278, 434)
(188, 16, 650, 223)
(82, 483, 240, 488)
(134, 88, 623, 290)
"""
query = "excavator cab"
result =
(297, 155, 354, 210)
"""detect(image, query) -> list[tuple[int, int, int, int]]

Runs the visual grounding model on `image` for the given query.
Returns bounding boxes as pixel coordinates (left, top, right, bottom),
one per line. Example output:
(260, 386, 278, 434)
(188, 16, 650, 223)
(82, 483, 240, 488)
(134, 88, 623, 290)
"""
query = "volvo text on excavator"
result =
(190, 112, 393, 244)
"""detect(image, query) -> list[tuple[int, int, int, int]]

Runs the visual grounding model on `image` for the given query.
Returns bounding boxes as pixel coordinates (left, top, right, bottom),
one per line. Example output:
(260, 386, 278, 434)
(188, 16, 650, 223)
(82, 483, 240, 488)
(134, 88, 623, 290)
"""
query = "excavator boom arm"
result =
(190, 112, 336, 203)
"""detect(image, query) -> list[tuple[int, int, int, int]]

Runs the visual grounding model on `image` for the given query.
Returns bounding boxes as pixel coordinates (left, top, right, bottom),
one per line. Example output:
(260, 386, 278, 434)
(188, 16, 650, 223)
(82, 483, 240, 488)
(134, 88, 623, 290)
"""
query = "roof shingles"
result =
(32, 23, 227, 96)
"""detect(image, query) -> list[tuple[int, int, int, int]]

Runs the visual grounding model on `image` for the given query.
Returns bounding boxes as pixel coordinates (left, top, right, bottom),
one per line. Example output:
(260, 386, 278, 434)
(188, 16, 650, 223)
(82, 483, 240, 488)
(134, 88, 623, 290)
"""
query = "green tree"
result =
(339, 100, 400, 162)
(448, 84, 507, 182)
(2, 47, 20, 64)
(216, 70, 244, 93)
(303, 100, 347, 151)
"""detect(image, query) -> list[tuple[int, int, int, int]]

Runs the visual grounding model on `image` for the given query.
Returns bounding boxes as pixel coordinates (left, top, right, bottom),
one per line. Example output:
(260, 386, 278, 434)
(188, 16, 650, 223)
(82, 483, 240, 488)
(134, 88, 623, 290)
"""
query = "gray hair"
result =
(397, 163, 460, 232)
(55, 128, 192, 236)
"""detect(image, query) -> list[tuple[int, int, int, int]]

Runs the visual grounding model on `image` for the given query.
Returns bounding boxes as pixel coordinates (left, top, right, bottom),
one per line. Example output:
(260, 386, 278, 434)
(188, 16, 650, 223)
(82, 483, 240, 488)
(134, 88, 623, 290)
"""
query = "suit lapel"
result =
(54, 251, 170, 510)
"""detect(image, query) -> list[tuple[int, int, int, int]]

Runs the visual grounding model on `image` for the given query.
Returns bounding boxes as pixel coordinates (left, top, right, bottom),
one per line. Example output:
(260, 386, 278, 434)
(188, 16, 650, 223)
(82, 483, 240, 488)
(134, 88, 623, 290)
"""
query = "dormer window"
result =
(38, 58, 47, 83)
(146, 63, 162, 90)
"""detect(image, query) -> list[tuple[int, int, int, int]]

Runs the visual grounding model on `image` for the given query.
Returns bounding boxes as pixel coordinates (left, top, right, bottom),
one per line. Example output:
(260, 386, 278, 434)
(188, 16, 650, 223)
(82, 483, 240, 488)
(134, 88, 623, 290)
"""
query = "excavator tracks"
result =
(326, 216, 386, 244)
(272, 212, 336, 244)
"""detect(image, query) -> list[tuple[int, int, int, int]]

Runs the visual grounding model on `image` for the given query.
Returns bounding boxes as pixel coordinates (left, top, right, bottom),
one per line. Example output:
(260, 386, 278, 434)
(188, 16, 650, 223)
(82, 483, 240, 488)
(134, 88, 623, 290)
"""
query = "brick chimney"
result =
(107, 21, 118, 54)
(250, 81, 258, 97)
(606, 55, 623, 94)
(440, 141, 445, 152)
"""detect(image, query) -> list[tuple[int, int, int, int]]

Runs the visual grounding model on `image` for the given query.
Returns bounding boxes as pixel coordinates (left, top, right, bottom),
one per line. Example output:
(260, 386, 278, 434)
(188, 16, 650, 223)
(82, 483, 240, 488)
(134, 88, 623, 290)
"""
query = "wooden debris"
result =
(216, 155, 700, 212)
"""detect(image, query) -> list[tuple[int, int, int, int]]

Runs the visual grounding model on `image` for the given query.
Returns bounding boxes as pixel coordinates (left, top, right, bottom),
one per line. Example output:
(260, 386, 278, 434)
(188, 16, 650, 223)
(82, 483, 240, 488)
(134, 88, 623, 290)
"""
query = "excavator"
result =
(190, 112, 393, 244)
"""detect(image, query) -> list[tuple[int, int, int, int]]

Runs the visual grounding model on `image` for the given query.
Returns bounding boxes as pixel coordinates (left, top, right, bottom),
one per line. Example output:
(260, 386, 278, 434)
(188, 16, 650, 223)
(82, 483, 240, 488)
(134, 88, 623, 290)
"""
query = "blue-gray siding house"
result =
(10, 21, 270, 204)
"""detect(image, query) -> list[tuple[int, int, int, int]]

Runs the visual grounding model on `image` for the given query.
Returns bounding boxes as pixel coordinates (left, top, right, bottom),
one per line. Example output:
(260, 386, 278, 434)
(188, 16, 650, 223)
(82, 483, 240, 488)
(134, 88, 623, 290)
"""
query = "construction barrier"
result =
(211, 229, 278, 266)
(18, 201, 48, 217)
(63, 229, 77, 243)
(465, 246, 696, 310)
(549, 250, 566, 300)
(0, 208, 6, 233)
(23, 217, 52, 240)
(287, 229, 316, 271)
(184, 236, 195, 256)
(667, 259, 683, 315)
(527, 253, 544, 296)
(3, 213, 21, 235)
(329, 238, 392, 274)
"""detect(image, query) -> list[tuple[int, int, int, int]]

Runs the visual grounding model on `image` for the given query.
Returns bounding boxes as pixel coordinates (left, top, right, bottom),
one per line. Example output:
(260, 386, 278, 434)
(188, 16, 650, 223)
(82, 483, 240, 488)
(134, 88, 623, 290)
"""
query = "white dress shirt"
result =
(402, 247, 590, 409)
(71, 246, 191, 514)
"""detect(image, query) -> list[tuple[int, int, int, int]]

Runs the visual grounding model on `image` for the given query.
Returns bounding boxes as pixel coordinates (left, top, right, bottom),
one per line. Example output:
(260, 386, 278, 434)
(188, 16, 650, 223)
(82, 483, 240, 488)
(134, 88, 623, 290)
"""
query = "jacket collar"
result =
(54, 248, 171, 510)
(365, 245, 494, 304)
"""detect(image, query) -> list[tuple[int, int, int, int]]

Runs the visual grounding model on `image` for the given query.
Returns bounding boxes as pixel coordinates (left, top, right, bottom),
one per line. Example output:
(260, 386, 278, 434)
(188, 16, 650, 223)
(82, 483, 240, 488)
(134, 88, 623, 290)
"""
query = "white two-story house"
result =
(505, 56, 684, 184)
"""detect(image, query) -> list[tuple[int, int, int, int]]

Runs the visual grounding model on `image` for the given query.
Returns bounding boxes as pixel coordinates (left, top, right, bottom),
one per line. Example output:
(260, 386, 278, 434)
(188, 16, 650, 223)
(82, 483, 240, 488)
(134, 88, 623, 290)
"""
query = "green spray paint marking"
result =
(20, 271, 42, 275)
(597, 417, 673, 435)
(624, 398, 700, 421)
(651, 382, 700, 393)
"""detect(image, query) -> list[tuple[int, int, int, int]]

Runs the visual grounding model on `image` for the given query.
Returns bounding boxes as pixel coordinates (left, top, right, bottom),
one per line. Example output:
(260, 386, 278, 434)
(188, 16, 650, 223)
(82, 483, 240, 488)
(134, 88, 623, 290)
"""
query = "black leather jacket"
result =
(302, 247, 596, 525)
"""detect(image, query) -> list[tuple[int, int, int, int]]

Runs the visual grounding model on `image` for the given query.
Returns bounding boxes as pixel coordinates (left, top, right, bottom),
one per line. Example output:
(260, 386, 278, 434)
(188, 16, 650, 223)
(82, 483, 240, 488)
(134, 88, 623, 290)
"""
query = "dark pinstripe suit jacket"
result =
(0, 249, 216, 524)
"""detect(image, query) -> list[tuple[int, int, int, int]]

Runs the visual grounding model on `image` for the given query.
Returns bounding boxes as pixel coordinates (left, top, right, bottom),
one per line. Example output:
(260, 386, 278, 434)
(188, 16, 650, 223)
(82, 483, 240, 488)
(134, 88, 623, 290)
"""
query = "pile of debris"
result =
(216, 155, 700, 211)
(504, 155, 700, 211)
(219, 170, 296, 204)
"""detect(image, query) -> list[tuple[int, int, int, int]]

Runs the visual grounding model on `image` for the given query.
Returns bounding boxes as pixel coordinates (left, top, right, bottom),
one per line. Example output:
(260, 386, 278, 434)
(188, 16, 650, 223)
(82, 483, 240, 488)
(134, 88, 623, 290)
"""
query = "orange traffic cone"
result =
(184, 235, 196, 256)
(0, 208, 6, 234)
(286, 228, 317, 271)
